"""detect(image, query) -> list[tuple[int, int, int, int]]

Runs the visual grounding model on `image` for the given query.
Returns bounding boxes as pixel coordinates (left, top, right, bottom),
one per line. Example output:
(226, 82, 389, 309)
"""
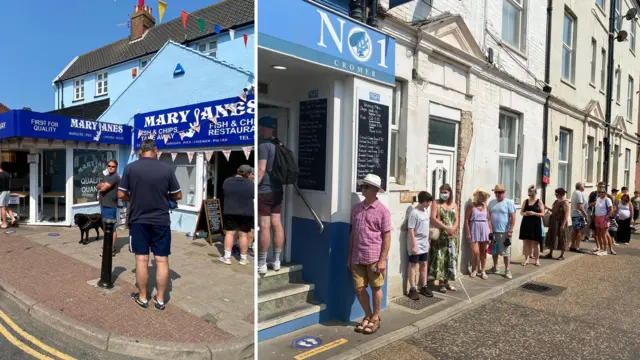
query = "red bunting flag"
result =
(181, 10, 188, 29)
(243, 34, 248, 47)
(138, 0, 145, 10)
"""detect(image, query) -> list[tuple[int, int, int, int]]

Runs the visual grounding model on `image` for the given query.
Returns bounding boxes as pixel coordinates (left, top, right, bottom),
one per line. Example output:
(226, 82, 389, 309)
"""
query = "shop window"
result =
(74, 79, 84, 101)
(73, 149, 116, 204)
(498, 110, 522, 203)
(502, 0, 526, 52)
(96, 71, 108, 96)
(586, 136, 595, 183)
(625, 148, 631, 188)
(159, 153, 198, 207)
(558, 129, 571, 191)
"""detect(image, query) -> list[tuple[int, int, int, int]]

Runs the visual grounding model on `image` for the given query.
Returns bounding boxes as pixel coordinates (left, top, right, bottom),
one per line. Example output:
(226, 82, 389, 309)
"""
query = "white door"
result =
(428, 149, 455, 199)
(257, 106, 290, 263)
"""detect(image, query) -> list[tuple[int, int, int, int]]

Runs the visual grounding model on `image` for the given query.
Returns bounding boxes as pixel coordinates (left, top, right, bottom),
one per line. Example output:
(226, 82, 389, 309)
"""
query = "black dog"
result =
(74, 213, 102, 245)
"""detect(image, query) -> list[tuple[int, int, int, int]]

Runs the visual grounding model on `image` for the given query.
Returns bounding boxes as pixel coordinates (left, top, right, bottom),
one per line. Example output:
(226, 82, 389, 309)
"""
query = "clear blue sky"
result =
(0, 0, 220, 112)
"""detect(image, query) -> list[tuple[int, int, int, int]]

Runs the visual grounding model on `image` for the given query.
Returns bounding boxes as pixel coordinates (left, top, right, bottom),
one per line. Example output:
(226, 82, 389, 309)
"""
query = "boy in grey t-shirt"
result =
(407, 191, 434, 300)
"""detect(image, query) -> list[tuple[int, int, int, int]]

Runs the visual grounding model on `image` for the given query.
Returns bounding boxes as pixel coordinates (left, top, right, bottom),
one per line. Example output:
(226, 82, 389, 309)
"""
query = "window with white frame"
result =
(628, 76, 635, 121)
(625, 148, 631, 187)
(586, 136, 595, 183)
(615, 0, 622, 32)
(498, 111, 520, 201)
(159, 153, 198, 207)
(601, 48, 607, 91)
(96, 71, 108, 96)
(558, 129, 571, 190)
(590, 39, 597, 84)
(562, 10, 576, 83)
(631, 19, 637, 53)
(198, 41, 217, 57)
(502, 0, 526, 51)
(596, 0, 605, 10)
(73, 79, 84, 101)
(597, 140, 603, 181)
(390, 80, 403, 183)
(140, 57, 151, 69)
(616, 68, 621, 103)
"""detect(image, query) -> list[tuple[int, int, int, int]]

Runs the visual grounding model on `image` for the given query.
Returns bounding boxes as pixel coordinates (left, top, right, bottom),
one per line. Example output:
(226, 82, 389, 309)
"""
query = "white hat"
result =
(357, 174, 384, 192)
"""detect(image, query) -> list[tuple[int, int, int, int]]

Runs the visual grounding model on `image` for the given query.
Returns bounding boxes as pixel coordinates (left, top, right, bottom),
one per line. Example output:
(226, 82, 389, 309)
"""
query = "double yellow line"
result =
(0, 311, 76, 360)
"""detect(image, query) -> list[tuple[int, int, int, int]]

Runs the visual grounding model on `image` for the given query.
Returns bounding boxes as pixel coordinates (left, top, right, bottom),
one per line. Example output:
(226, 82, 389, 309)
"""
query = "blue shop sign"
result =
(0, 111, 17, 139)
(258, 0, 396, 85)
(134, 94, 255, 149)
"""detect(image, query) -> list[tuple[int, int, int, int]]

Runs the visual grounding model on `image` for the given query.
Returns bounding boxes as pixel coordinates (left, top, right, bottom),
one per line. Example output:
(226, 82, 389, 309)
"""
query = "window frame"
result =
(625, 148, 631, 188)
(616, 68, 622, 104)
(389, 80, 404, 183)
(631, 19, 637, 53)
(73, 78, 84, 101)
(601, 48, 607, 91)
(596, 0, 606, 11)
(197, 40, 218, 57)
(590, 38, 597, 85)
(628, 76, 635, 122)
(561, 10, 577, 83)
(501, 0, 527, 52)
(558, 129, 571, 190)
(498, 109, 521, 202)
(95, 71, 108, 97)
(139, 57, 151, 69)
(615, 0, 622, 32)
(586, 136, 595, 183)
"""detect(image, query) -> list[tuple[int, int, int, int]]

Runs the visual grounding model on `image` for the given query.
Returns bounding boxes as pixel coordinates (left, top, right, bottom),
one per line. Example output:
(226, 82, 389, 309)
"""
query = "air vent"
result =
(258, 82, 268, 95)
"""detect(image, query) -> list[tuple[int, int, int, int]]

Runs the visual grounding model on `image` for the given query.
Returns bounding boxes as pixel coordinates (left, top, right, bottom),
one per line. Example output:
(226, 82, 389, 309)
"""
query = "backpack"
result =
(269, 137, 299, 185)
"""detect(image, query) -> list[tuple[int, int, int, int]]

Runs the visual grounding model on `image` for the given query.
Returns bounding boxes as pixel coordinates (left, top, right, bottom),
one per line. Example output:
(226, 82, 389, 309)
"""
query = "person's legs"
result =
(351, 264, 372, 319)
(257, 193, 273, 272)
(522, 240, 530, 265)
(1, 206, 6, 228)
(491, 254, 498, 271)
(154, 256, 169, 303)
(129, 223, 151, 304)
(223, 230, 236, 257)
(471, 242, 479, 274)
(479, 243, 488, 272)
(533, 241, 540, 264)
(149, 225, 171, 307)
(371, 286, 383, 320)
(135, 255, 150, 301)
(408, 256, 418, 289)
(418, 260, 428, 288)
(571, 229, 577, 249)
(270, 213, 284, 267)
(238, 231, 249, 257)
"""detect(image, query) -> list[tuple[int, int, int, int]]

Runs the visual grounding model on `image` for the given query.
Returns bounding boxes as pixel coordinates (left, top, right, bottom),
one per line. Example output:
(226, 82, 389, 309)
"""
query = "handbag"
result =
(543, 214, 551, 227)
(429, 204, 441, 241)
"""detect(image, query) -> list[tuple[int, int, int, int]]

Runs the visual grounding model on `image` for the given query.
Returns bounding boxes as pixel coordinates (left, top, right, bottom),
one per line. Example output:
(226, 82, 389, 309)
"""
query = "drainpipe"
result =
(366, 0, 379, 28)
(541, 0, 553, 202)
(602, 0, 617, 191)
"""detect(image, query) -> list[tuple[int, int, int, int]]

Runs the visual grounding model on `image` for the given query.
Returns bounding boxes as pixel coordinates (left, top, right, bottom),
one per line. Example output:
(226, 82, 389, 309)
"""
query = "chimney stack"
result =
(130, 3, 156, 41)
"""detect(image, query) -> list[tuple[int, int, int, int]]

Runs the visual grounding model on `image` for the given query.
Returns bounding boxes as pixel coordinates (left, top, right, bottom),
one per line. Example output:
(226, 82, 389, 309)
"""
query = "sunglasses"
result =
(598, 191, 606, 194)
(495, 191, 505, 194)
(107, 165, 116, 168)
(361, 184, 372, 190)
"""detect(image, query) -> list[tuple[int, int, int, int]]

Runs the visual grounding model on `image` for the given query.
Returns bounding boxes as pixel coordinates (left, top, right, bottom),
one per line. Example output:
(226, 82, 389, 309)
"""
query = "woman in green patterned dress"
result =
(429, 184, 459, 293)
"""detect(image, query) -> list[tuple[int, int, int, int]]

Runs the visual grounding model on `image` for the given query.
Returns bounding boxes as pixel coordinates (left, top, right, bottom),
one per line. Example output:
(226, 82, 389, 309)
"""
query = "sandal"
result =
(355, 317, 370, 333)
(521, 261, 529, 266)
(543, 253, 553, 259)
(557, 256, 565, 261)
(362, 317, 380, 335)
(610, 250, 617, 255)
(445, 284, 457, 291)
(481, 272, 488, 280)
(470, 271, 477, 278)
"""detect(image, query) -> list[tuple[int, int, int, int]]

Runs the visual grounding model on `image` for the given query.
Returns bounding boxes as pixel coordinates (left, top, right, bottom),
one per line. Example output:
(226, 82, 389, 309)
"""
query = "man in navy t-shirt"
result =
(118, 139, 182, 311)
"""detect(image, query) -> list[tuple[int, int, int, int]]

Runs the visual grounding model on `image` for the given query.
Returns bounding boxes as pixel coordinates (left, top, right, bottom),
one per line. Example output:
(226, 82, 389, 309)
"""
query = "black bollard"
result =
(98, 219, 116, 289)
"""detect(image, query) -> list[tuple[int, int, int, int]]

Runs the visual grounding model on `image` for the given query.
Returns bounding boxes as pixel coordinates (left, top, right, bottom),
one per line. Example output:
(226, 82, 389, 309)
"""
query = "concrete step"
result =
(258, 282, 316, 315)
(258, 263, 304, 293)
(258, 301, 326, 331)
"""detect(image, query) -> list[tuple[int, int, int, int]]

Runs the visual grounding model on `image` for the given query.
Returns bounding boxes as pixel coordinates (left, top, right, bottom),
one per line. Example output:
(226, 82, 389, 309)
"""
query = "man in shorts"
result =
(97, 160, 120, 256)
(0, 165, 15, 228)
(257, 116, 284, 274)
(118, 139, 182, 311)
(488, 184, 516, 279)
(219, 165, 254, 266)
(587, 182, 605, 241)
(407, 191, 434, 300)
(569, 182, 588, 252)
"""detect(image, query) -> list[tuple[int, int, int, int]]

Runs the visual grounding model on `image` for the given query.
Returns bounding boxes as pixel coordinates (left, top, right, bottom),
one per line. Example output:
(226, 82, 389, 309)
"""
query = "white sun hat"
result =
(357, 174, 385, 192)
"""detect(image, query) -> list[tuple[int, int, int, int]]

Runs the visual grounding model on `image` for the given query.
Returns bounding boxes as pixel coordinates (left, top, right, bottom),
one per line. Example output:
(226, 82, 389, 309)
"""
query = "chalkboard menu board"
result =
(356, 99, 389, 192)
(194, 199, 223, 245)
(297, 99, 328, 191)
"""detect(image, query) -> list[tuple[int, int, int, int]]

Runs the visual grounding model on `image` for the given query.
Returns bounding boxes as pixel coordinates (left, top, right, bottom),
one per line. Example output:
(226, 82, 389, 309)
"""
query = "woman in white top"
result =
(593, 189, 614, 256)
(616, 194, 634, 244)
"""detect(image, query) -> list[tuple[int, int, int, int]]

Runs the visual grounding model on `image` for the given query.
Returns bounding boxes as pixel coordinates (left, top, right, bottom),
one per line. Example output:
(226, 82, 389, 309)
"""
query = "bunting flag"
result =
(171, 153, 177, 162)
(186, 151, 195, 163)
(198, 18, 205, 34)
(181, 10, 188, 29)
(137, 130, 143, 139)
(222, 150, 231, 161)
(242, 146, 252, 160)
(229, 29, 235, 40)
(157, 151, 163, 158)
(205, 151, 214, 161)
(163, 134, 170, 144)
(239, 91, 247, 102)
(243, 34, 248, 47)
(138, 0, 145, 9)
(214, 24, 221, 34)
(158, 0, 167, 23)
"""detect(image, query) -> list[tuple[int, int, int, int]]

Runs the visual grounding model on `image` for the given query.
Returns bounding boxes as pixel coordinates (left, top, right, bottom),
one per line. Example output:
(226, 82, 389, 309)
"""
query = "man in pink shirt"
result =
(347, 174, 391, 335)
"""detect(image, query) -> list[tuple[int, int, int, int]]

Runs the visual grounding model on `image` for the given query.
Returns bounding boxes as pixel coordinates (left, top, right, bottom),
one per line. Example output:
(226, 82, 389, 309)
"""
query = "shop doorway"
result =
(428, 117, 458, 198)
(36, 149, 66, 224)
(212, 150, 255, 212)
(0, 151, 31, 223)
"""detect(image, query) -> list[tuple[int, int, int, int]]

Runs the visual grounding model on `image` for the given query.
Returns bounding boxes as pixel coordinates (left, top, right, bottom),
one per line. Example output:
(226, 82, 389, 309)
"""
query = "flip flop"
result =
(470, 271, 477, 278)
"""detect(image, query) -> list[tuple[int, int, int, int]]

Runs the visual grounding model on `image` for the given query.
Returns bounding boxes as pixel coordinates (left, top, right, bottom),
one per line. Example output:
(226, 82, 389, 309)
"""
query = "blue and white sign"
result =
(134, 94, 255, 149)
(258, 0, 396, 85)
(0, 110, 132, 145)
(292, 336, 323, 349)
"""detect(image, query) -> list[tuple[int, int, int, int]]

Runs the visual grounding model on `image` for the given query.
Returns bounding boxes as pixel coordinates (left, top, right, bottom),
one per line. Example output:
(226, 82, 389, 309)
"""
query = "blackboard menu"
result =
(297, 99, 328, 191)
(194, 199, 223, 245)
(356, 99, 389, 192)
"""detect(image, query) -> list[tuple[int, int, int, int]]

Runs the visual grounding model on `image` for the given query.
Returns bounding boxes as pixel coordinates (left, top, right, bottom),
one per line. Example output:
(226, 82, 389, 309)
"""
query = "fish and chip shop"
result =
(0, 109, 132, 226)
(131, 94, 256, 233)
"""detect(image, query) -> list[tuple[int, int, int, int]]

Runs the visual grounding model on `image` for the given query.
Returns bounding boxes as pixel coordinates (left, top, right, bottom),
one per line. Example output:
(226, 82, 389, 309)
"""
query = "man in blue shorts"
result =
(118, 139, 182, 311)
(97, 159, 120, 256)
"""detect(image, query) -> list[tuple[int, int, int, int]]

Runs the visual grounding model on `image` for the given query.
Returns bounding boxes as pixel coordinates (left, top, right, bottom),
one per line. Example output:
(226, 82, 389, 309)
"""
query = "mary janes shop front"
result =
(132, 94, 255, 234)
(0, 110, 132, 226)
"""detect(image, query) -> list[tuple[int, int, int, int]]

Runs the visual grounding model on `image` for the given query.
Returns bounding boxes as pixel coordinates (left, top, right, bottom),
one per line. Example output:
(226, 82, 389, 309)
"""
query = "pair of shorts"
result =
(0, 191, 10, 207)
(223, 214, 253, 233)
(101, 206, 119, 223)
(408, 253, 428, 263)
(595, 215, 610, 229)
(571, 216, 586, 231)
(258, 192, 283, 216)
(491, 232, 512, 257)
(351, 263, 385, 289)
(129, 223, 171, 257)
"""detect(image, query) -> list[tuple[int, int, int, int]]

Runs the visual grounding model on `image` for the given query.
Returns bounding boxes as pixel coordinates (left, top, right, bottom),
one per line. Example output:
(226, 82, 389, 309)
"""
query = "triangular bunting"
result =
(243, 34, 248, 47)
(163, 134, 170, 143)
(180, 10, 188, 29)
(239, 91, 247, 102)
(229, 29, 235, 40)
(214, 24, 221, 34)
(157, 151, 163, 158)
(171, 153, 177, 162)
(198, 18, 205, 34)
(242, 146, 252, 160)
(186, 152, 195, 163)
(222, 150, 231, 161)
(158, 0, 167, 23)
(205, 151, 214, 161)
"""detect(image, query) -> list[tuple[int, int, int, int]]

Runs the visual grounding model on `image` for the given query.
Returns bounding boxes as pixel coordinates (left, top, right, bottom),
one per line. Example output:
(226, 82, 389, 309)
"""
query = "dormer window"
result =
(197, 41, 217, 57)
(74, 79, 84, 101)
(96, 71, 108, 96)
(140, 57, 151, 69)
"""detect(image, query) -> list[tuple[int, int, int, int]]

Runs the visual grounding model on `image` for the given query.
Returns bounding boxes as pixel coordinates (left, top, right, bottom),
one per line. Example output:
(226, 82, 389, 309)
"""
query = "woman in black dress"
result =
(519, 185, 545, 266)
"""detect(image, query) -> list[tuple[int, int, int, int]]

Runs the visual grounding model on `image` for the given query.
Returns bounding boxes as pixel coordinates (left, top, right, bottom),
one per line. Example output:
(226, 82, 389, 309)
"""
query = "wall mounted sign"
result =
(134, 94, 255, 149)
(258, 0, 396, 85)
(174, 63, 185, 77)
(399, 191, 419, 203)
(297, 99, 327, 191)
(542, 157, 551, 184)
(0, 110, 132, 145)
(355, 90, 390, 192)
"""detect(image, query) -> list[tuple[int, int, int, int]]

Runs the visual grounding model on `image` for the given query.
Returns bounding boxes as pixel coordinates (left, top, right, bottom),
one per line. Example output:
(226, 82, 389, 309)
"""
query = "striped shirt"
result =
(350, 199, 391, 265)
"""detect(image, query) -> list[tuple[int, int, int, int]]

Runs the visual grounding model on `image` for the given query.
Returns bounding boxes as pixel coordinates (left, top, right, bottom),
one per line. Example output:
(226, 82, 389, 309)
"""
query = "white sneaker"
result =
(257, 264, 268, 274)
(218, 257, 232, 265)
(238, 258, 249, 266)
(599, 251, 608, 256)
(271, 261, 281, 271)
(505, 271, 513, 280)
(614, 242, 619, 246)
